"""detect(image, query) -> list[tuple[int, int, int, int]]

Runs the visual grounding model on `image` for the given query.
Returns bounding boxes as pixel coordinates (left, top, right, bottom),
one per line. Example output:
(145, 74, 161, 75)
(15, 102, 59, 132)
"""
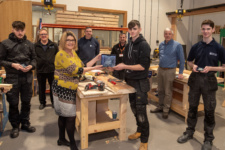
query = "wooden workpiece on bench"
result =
(89, 72, 135, 94)
(0, 84, 13, 92)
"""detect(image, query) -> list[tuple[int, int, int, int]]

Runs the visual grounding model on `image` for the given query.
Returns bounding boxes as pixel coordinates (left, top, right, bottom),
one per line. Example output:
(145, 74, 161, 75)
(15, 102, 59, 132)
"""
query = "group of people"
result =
(0, 18, 224, 150)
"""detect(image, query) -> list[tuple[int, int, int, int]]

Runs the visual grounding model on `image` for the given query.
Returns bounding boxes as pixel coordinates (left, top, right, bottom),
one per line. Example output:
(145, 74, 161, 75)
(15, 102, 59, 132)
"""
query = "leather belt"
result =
(160, 67, 175, 70)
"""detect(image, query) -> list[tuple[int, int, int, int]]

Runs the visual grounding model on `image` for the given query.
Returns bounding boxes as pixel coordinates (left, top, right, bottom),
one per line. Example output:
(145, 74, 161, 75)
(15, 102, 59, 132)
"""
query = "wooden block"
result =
(88, 101, 96, 125)
(80, 98, 89, 149)
(56, 18, 118, 25)
(119, 94, 128, 141)
(0, 84, 13, 91)
(88, 120, 120, 134)
(56, 10, 119, 19)
(222, 100, 225, 107)
(56, 21, 118, 27)
(56, 14, 119, 22)
(96, 99, 108, 112)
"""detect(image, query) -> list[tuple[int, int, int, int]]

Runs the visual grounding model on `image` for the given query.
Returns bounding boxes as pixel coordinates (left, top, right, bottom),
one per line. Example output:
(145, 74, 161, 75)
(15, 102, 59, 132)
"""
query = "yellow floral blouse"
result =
(54, 50, 84, 90)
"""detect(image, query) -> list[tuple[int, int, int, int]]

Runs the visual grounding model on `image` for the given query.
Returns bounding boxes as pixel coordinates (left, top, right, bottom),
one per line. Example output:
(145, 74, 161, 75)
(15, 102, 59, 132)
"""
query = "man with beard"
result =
(0, 21, 36, 138)
(111, 33, 127, 80)
(77, 27, 99, 66)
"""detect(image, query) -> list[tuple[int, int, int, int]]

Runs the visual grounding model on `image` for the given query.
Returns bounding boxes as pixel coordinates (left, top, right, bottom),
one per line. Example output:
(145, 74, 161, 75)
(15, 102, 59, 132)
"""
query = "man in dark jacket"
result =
(113, 20, 151, 150)
(77, 27, 99, 66)
(111, 33, 126, 80)
(35, 28, 58, 110)
(0, 21, 36, 138)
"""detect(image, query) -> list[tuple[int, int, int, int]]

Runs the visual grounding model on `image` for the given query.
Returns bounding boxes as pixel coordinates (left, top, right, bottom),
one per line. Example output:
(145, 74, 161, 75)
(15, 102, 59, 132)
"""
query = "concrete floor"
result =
(1, 86, 225, 150)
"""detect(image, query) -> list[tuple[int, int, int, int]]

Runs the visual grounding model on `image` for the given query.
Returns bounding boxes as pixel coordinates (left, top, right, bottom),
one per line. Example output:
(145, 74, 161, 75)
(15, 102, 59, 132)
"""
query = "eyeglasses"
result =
(66, 39, 76, 42)
(40, 34, 48, 36)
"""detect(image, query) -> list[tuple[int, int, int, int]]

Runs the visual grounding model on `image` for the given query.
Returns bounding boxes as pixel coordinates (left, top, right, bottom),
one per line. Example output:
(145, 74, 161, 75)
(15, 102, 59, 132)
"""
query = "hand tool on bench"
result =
(84, 82, 105, 91)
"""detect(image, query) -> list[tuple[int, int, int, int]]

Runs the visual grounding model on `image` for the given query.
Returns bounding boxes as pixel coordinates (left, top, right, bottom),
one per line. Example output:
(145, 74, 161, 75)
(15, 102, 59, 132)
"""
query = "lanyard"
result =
(119, 43, 125, 54)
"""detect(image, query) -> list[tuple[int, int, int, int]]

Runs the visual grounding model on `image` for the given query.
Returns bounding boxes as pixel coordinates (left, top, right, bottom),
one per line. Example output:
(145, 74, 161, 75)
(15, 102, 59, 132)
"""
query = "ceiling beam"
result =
(166, 3, 225, 18)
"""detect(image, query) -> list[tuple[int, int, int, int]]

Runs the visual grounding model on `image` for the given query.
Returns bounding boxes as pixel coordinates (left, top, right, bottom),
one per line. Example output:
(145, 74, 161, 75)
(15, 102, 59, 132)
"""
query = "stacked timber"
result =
(56, 10, 119, 27)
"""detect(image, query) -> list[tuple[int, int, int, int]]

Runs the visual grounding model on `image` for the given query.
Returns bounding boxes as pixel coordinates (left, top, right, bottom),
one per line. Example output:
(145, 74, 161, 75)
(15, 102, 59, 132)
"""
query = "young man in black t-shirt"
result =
(177, 20, 225, 150)
(113, 20, 151, 150)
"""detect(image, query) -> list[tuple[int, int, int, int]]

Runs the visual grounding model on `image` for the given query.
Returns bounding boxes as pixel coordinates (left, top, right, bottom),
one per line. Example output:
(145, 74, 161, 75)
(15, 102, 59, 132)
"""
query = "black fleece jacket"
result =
(34, 40, 58, 73)
(123, 34, 151, 79)
(0, 33, 36, 74)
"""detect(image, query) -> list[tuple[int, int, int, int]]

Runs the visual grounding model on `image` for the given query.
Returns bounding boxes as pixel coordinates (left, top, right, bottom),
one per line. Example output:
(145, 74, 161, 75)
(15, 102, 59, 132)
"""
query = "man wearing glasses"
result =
(35, 28, 59, 110)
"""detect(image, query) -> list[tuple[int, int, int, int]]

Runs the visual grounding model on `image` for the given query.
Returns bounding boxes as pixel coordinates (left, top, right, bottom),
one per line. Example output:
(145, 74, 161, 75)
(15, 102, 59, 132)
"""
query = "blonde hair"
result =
(59, 31, 77, 51)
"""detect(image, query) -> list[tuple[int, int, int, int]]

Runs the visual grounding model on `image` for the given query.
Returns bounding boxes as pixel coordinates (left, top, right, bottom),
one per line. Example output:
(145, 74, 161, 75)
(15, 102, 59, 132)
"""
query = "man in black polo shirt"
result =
(177, 20, 225, 150)
(111, 33, 127, 80)
(77, 27, 99, 66)
(113, 20, 151, 150)
(35, 28, 58, 110)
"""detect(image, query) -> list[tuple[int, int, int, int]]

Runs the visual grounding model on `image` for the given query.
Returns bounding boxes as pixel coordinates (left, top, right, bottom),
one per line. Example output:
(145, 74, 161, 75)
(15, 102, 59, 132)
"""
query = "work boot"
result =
(39, 104, 46, 110)
(177, 132, 193, 143)
(10, 128, 19, 138)
(162, 112, 169, 119)
(150, 107, 163, 113)
(21, 124, 36, 133)
(128, 132, 141, 140)
(201, 141, 212, 150)
(57, 139, 70, 146)
(139, 142, 148, 150)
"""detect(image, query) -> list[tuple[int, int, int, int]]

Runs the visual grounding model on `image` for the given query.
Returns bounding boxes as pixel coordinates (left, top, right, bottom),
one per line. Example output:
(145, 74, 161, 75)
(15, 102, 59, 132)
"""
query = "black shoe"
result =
(21, 124, 36, 133)
(10, 128, 19, 138)
(177, 132, 193, 143)
(162, 112, 168, 119)
(70, 143, 79, 150)
(202, 141, 212, 150)
(57, 139, 70, 147)
(150, 107, 163, 113)
(39, 104, 46, 110)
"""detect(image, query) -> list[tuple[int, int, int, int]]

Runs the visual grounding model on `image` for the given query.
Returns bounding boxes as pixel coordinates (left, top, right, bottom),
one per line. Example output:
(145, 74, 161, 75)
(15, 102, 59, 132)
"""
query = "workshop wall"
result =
(31, 0, 179, 54)
(177, 0, 225, 56)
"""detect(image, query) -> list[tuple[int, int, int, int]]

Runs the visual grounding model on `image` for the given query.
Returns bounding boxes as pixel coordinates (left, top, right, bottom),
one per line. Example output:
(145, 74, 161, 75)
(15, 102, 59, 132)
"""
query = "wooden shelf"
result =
(42, 23, 128, 31)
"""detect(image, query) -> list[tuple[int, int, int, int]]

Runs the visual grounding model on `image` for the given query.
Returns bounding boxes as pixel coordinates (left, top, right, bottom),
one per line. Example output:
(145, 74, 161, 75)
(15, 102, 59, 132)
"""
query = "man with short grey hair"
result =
(150, 28, 185, 119)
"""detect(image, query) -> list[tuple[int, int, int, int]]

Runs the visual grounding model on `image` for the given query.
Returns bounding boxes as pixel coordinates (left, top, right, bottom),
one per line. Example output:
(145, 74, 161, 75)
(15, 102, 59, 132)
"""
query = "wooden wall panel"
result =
(0, 1, 32, 42)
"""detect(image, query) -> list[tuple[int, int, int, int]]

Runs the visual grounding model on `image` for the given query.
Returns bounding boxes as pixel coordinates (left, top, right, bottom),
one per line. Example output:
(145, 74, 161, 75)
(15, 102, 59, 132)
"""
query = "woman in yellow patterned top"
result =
(52, 31, 102, 150)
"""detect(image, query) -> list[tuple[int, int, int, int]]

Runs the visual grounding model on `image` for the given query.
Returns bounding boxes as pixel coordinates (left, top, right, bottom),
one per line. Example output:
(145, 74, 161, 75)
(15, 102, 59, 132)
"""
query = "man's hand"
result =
(20, 65, 32, 72)
(192, 64, 198, 72)
(11, 63, 23, 70)
(113, 63, 126, 71)
(177, 74, 183, 79)
(201, 66, 211, 73)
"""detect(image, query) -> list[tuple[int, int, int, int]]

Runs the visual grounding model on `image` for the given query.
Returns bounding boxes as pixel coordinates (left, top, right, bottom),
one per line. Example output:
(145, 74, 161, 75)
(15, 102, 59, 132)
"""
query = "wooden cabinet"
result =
(0, 0, 32, 42)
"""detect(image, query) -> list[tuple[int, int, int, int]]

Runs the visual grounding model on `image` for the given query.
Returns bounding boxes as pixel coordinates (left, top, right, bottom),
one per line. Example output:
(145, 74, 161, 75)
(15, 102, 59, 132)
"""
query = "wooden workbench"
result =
(76, 79, 135, 149)
(148, 66, 223, 122)
(0, 84, 12, 133)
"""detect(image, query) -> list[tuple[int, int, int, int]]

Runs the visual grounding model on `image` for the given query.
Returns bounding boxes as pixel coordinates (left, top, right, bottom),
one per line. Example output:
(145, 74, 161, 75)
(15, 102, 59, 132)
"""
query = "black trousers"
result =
(37, 72, 54, 105)
(6, 74, 33, 128)
(126, 78, 150, 143)
(186, 72, 217, 142)
(113, 70, 125, 80)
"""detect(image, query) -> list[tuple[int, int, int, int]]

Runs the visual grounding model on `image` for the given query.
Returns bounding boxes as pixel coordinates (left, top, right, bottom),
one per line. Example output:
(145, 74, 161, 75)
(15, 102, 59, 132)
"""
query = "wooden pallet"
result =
(56, 10, 119, 27)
